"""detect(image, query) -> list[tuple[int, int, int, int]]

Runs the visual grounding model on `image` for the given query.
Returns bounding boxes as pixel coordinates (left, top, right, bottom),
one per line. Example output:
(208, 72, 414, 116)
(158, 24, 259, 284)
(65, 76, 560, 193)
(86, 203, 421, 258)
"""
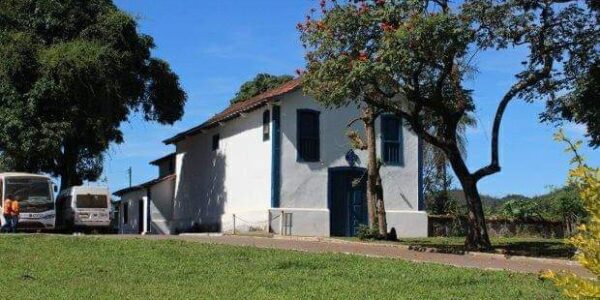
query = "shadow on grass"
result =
(396, 238, 576, 259)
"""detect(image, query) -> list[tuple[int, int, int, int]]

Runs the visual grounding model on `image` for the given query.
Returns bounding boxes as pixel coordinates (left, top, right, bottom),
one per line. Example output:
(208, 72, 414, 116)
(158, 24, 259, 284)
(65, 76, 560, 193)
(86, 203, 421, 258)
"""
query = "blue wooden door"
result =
(329, 168, 367, 237)
(348, 188, 367, 236)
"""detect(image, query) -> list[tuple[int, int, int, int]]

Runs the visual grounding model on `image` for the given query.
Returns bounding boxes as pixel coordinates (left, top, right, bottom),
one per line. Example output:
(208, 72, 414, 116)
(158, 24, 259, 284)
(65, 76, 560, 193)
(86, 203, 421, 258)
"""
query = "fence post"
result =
(232, 214, 236, 235)
(279, 211, 284, 235)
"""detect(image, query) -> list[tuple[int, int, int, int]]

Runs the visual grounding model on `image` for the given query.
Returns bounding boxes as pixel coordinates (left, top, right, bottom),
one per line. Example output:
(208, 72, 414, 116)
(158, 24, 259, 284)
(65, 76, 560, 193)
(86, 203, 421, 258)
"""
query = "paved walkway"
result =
(103, 234, 593, 277)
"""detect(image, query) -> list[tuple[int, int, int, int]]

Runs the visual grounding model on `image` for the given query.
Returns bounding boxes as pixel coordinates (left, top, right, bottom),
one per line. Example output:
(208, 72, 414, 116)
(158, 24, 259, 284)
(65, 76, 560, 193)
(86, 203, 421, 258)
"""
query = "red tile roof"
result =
(163, 78, 301, 144)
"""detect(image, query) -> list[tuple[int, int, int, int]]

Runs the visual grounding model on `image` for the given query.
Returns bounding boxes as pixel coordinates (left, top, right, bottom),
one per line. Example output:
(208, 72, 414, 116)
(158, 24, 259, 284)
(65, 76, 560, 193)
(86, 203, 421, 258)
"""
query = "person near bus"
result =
(2, 195, 14, 233)
(9, 197, 19, 233)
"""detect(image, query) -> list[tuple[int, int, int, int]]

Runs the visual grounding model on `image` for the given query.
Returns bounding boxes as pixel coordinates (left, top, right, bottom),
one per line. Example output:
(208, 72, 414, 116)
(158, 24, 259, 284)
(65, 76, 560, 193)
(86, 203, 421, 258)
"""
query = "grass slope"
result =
(0, 235, 561, 299)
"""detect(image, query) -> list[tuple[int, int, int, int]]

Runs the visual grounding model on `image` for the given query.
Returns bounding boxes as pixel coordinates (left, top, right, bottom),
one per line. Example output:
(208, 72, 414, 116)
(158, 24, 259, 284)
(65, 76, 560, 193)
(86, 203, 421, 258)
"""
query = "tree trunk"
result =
(59, 141, 82, 192)
(364, 107, 378, 230)
(446, 150, 491, 250)
(458, 177, 491, 250)
(375, 171, 387, 238)
(364, 106, 387, 238)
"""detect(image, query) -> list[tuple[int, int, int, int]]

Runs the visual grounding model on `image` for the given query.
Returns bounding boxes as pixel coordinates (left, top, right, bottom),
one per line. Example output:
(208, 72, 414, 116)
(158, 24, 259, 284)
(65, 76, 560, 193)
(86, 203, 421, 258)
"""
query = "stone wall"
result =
(428, 215, 565, 238)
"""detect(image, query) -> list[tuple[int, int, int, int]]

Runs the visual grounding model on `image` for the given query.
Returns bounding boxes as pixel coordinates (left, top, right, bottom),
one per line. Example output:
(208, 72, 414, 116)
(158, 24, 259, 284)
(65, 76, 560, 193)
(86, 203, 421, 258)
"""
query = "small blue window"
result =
(381, 115, 403, 165)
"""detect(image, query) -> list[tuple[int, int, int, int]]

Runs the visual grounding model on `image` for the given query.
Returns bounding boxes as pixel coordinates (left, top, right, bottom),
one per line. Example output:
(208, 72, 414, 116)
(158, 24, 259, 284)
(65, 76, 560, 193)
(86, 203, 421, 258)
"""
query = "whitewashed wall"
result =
(149, 177, 176, 234)
(173, 108, 272, 233)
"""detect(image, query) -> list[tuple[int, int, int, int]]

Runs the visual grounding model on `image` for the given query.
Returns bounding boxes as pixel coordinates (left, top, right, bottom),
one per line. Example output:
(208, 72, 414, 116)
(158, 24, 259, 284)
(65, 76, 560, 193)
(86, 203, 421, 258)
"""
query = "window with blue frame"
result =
(381, 115, 403, 165)
(297, 109, 320, 162)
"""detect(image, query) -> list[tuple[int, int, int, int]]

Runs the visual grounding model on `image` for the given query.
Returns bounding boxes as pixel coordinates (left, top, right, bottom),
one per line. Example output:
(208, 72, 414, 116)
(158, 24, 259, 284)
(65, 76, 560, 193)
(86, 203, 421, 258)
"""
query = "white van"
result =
(56, 186, 111, 232)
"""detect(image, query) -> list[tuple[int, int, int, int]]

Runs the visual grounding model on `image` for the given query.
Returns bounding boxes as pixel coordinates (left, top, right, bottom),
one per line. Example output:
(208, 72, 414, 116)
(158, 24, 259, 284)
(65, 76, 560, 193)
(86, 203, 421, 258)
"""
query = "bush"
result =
(356, 225, 381, 240)
(542, 131, 600, 298)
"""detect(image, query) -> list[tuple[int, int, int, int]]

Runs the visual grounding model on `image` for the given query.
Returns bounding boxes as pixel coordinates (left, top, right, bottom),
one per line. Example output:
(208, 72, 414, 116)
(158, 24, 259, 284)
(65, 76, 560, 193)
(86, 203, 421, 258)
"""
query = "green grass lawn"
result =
(0, 235, 562, 299)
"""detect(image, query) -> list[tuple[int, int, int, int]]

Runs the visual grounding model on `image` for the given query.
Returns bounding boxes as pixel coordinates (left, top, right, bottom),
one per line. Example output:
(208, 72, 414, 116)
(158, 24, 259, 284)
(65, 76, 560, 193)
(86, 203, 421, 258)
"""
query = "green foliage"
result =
(500, 200, 544, 221)
(543, 130, 600, 298)
(230, 73, 293, 104)
(543, 61, 600, 148)
(444, 187, 585, 224)
(425, 191, 459, 216)
(356, 224, 381, 240)
(0, 0, 186, 187)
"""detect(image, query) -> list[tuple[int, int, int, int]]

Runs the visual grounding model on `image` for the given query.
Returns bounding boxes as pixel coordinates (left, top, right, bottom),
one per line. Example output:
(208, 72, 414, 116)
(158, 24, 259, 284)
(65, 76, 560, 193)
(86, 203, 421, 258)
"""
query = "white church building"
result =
(115, 78, 427, 237)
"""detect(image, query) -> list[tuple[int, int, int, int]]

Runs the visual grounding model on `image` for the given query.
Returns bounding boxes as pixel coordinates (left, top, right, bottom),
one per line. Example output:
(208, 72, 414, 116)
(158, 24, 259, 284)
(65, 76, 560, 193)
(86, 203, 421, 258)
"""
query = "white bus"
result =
(0, 173, 56, 230)
(55, 186, 111, 232)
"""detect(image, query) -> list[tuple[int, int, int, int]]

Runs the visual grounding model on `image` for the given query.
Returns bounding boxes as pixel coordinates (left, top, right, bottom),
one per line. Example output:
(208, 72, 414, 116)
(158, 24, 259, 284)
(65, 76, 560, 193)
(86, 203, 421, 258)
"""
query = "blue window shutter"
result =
(271, 106, 281, 208)
(297, 109, 320, 162)
(381, 115, 403, 165)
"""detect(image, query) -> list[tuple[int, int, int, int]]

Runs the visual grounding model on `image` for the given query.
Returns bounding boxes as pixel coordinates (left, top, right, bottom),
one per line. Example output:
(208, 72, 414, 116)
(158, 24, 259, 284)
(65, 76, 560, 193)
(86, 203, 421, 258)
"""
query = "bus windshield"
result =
(5, 178, 53, 213)
(76, 194, 108, 209)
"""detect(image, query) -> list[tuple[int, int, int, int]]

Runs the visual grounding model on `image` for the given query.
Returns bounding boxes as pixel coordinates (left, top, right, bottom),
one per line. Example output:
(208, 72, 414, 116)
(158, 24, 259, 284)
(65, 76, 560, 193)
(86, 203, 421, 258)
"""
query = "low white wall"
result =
(386, 210, 428, 237)
(221, 210, 269, 234)
(269, 208, 330, 237)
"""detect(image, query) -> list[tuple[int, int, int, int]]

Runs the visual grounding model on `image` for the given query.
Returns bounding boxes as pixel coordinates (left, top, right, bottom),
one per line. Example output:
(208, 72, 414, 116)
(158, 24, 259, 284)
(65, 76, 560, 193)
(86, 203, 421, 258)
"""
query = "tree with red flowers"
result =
(299, 0, 599, 249)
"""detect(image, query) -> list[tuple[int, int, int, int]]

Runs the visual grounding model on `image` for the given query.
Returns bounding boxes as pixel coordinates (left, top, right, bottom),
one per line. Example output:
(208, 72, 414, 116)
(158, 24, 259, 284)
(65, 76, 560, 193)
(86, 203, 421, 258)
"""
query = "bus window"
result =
(5, 178, 53, 213)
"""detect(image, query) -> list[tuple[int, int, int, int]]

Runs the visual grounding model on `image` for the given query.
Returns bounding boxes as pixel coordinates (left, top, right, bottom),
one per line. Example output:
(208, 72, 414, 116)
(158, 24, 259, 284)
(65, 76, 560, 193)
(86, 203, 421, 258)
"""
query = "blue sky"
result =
(105, 0, 599, 197)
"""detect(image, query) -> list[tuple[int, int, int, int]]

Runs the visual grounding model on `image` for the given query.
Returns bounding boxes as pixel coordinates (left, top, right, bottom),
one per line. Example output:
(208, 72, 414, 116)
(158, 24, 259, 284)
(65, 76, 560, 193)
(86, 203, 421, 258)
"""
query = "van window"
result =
(76, 194, 108, 208)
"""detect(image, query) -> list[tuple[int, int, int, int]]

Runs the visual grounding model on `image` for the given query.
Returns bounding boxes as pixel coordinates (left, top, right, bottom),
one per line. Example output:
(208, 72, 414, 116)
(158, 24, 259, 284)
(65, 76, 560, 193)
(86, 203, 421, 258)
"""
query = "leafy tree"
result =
(543, 131, 600, 298)
(543, 61, 600, 148)
(299, 0, 598, 249)
(230, 73, 293, 104)
(500, 199, 543, 221)
(551, 186, 586, 235)
(0, 0, 186, 190)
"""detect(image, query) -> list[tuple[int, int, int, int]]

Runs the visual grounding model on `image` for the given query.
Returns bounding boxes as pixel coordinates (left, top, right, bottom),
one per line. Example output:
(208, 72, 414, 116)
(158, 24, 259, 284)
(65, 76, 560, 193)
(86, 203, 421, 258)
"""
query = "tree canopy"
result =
(299, 0, 599, 249)
(543, 61, 600, 148)
(0, 0, 187, 189)
(230, 73, 293, 104)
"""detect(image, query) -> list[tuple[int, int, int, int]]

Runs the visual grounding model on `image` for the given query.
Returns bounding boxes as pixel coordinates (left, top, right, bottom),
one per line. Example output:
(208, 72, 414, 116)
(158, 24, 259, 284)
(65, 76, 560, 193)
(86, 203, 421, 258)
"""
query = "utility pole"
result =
(127, 167, 132, 187)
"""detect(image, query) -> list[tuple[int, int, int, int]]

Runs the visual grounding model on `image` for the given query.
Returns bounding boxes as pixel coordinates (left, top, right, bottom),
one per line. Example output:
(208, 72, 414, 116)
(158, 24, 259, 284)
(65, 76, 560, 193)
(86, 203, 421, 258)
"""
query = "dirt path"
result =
(98, 234, 593, 277)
